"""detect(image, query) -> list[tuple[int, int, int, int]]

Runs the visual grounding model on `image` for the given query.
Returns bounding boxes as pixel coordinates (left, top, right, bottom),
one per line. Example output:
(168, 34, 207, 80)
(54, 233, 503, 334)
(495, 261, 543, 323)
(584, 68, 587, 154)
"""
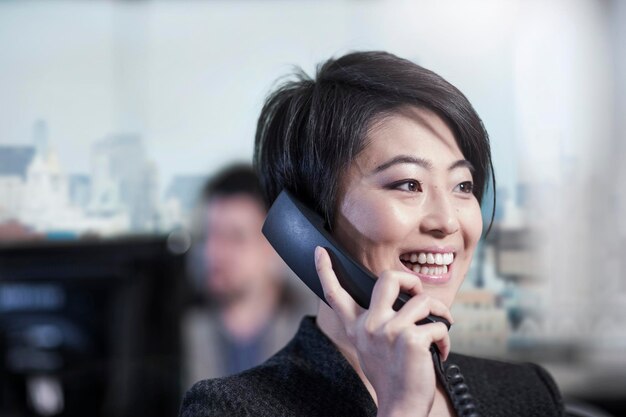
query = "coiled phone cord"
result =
(431, 347, 480, 417)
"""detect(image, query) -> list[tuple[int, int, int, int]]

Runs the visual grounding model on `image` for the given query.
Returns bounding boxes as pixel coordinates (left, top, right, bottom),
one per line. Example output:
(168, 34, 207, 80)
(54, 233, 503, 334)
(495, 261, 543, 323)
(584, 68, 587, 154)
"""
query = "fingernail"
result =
(314, 246, 321, 262)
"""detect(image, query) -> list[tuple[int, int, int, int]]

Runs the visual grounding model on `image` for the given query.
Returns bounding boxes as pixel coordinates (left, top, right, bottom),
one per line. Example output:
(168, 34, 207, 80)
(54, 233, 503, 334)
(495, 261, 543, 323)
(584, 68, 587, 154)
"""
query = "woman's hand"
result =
(315, 246, 453, 417)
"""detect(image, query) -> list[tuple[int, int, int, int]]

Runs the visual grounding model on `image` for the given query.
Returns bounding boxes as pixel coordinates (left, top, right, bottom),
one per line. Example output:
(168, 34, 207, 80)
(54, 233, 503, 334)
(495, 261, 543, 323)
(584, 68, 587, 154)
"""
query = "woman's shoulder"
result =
(179, 330, 376, 417)
(448, 352, 564, 416)
(179, 361, 289, 417)
(179, 358, 374, 417)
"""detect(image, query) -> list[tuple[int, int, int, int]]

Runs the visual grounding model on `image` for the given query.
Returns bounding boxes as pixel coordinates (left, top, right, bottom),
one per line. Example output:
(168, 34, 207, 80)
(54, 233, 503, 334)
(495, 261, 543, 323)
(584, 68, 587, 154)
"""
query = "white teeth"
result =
(413, 263, 450, 276)
(401, 251, 455, 267)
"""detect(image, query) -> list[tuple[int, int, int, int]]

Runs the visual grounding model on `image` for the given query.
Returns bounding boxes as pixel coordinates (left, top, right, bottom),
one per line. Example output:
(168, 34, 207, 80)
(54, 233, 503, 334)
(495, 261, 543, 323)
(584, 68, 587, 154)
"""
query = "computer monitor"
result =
(0, 236, 188, 417)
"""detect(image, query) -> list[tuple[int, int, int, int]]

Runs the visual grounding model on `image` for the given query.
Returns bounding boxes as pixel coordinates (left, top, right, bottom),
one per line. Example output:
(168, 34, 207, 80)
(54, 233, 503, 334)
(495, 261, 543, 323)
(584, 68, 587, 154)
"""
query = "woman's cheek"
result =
(462, 202, 483, 250)
(347, 199, 410, 244)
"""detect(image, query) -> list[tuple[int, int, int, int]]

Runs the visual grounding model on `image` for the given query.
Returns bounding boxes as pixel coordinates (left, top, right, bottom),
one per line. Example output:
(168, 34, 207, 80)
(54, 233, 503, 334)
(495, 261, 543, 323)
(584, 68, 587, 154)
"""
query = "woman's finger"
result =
(430, 322, 451, 361)
(391, 293, 454, 328)
(314, 246, 360, 323)
(368, 270, 423, 318)
(398, 322, 451, 361)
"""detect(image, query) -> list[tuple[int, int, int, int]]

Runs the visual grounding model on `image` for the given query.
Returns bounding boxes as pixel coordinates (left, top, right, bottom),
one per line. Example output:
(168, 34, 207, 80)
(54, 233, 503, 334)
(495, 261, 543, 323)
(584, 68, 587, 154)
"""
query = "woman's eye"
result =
(395, 180, 422, 192)
(455, 181, 474, 194)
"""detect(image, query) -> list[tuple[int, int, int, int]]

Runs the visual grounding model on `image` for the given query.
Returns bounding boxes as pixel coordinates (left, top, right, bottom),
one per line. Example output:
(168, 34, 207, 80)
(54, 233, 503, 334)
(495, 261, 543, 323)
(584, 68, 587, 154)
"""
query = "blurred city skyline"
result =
(0, 0, 522, 198)
(0, 118, 205, 236)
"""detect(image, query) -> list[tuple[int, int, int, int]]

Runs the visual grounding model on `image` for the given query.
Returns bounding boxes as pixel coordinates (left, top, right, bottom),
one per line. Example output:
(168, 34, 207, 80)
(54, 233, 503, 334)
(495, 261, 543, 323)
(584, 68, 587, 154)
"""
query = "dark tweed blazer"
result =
(180, 316, 564, 417)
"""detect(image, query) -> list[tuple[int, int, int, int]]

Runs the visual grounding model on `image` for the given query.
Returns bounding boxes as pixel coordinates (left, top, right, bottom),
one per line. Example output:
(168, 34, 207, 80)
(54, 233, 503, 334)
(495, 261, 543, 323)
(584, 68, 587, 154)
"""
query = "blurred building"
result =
(22, 147, 70, 231)
(161, 175, 206, 230)
(0, 146, 35, 222)
(68, 174, 91, 210)
(0, 120, 75, 233)
(89, 134, 159, 232)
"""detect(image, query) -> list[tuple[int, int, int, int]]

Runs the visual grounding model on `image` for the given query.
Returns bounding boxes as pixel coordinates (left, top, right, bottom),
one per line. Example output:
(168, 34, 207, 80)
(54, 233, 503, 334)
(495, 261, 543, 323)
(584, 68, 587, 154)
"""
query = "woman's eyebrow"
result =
(373, 156, 474, 174)
(449, 159, 475, 173)
(373, 155, 432, 173)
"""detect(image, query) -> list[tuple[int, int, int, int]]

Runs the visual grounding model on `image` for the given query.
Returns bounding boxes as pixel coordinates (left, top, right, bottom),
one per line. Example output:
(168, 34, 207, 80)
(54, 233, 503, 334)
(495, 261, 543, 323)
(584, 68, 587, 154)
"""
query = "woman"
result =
(180, 51, 564, 417)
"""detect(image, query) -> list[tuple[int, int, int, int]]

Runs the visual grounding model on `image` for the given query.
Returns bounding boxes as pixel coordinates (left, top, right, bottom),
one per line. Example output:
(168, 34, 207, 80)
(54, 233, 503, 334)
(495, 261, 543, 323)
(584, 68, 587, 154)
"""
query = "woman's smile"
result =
(332, 106, 483, 307)
(398, 247, 456, 285)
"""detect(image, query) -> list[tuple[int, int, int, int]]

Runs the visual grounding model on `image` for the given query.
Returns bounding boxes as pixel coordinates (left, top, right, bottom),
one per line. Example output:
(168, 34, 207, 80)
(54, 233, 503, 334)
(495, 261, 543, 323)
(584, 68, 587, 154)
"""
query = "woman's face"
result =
(333, 106, 483, 307)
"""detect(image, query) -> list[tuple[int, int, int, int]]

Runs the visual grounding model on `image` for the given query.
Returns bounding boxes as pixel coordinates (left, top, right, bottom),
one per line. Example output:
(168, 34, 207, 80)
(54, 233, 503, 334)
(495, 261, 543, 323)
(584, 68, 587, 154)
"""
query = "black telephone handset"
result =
(263, 190, 480, 417)
(262, 189, 449, 327)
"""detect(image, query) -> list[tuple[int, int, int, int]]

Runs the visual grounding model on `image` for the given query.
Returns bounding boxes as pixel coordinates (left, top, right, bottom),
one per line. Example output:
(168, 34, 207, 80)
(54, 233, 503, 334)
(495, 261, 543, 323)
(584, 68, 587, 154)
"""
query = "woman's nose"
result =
(419, 191, 460, 236)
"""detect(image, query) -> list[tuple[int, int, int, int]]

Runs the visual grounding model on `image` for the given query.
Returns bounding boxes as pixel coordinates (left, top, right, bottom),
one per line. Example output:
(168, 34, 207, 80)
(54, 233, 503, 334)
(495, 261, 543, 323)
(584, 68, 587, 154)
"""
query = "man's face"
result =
(203, 194, 277, 301)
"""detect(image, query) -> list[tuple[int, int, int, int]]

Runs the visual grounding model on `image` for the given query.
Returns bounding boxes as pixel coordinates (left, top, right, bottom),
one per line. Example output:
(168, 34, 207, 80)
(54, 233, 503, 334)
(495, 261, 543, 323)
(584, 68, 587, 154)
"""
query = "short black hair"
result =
(202, 163, 265, 209)
(254, 51, 495, 230)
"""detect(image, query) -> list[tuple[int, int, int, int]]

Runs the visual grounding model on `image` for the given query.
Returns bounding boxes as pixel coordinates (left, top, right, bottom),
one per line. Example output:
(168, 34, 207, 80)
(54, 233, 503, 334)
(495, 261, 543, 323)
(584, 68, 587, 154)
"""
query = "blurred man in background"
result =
(182, 164, 313, 389)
